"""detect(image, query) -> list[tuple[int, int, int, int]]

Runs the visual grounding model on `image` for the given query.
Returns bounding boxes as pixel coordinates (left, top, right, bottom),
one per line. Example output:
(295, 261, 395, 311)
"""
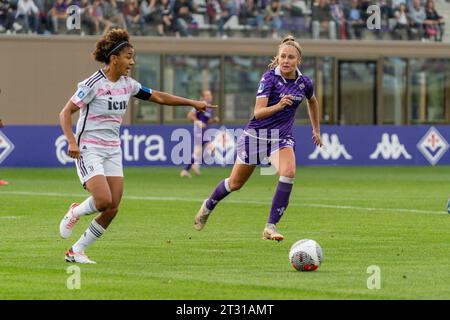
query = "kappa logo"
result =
(308, 133, 352, 160)
(55, 135, 75, 165)
(417, 127, 449, 166)
(0, 131, 15, 164)
(370, 133, 412, 160)
(277, 206, 286, 216)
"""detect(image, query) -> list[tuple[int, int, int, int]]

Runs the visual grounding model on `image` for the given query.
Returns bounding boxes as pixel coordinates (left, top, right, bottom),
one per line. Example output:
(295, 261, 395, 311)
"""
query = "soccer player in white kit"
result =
(59, 29, 216, 264)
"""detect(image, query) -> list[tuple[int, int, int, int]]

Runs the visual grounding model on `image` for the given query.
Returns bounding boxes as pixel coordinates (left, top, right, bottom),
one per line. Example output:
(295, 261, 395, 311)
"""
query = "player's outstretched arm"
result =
(306, 96, 322, 147)
(59, 100, 81, 159)
(149, 90, 218, 113)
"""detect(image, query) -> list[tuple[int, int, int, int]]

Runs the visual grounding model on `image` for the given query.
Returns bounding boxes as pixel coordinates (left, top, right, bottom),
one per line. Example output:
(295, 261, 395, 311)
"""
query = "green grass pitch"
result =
(0, 166, 449, 299)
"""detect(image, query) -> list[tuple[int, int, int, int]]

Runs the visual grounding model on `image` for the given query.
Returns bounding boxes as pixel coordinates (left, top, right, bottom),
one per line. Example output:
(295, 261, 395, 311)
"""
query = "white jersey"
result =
(70, 69, 151, 148)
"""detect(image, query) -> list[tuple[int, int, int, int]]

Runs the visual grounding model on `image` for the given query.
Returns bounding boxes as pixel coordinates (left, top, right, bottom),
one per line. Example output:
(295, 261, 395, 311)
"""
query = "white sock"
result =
(73, 196, 97, 218)
(72, 219, 105, 253)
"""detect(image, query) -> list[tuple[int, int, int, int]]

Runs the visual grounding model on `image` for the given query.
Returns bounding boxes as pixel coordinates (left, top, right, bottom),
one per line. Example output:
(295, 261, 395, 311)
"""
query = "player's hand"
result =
(279, 95, 294, 109)
(194, 101, 218, 113)
(312, 130, 323, 147)
(0, 119, 4, 128)
(67, 142, 81, 159)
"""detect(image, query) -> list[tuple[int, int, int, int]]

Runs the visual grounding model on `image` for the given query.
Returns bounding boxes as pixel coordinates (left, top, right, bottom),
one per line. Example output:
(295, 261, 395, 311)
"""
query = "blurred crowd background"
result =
(0, 0, 448, 41)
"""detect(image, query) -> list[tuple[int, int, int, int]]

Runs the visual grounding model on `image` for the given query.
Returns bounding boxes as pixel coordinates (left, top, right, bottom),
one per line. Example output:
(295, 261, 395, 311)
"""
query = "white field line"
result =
(0, 216, 23, 219)
(0, 190, 445, 215)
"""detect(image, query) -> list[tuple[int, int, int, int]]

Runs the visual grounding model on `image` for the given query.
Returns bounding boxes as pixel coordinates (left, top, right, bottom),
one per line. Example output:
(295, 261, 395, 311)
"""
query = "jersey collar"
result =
(274, 66, 302, 84)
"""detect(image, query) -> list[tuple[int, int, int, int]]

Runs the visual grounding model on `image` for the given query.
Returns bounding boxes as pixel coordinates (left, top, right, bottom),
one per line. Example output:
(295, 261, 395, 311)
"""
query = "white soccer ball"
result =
(289, 239, 323, 271)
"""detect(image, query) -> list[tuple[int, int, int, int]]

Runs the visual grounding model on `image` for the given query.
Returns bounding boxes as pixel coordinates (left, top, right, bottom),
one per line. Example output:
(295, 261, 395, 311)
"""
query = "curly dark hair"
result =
(92, 29, 133, 64)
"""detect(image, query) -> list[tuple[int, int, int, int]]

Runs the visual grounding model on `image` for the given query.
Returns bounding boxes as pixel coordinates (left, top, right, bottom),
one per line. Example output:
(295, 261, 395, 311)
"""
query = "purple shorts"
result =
(236, 130, 295, 165)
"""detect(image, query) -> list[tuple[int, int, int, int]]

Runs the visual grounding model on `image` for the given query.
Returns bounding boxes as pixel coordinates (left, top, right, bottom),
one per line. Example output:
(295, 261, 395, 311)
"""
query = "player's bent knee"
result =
(101, 207, 119, 222)
(95, 197, 113, 212)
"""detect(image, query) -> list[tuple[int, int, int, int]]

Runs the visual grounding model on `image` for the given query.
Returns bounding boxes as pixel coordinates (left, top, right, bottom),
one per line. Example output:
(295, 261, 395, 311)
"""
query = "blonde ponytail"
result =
(268, 35, 303, 69)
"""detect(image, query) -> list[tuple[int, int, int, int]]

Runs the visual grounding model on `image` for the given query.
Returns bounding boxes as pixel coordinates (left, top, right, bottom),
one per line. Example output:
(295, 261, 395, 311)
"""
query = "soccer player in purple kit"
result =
(194, 35, 323, 241)
(180, 89, 220, 178)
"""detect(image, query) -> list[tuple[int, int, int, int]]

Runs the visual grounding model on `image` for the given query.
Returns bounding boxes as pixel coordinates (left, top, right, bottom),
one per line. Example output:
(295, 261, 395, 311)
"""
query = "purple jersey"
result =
(193, 107, 214, 127)
(245, 66, 314, 138)
(193, 107, 214, 144)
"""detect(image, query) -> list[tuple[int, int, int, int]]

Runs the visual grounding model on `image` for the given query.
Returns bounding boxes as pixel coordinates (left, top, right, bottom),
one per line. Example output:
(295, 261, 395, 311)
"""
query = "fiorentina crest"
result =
(417, 127, 449, 166)
(0, 130, 15, 164)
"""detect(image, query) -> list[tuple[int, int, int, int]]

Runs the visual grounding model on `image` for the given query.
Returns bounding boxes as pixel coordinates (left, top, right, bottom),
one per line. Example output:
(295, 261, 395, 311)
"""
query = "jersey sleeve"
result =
(129, 77, 153, 101)
(70, 82, 96, 108)
(304, 76, 314, 100)
(255, 71, 274, 99)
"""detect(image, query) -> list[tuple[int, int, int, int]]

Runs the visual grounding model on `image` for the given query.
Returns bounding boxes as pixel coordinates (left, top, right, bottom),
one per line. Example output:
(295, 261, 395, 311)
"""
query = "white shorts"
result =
(75, 146, 123, 186)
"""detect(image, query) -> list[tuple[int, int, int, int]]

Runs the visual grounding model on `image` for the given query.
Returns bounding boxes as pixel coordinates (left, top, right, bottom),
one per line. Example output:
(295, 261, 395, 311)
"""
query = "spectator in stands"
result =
(281, 0, 309, 17)
(115, 0, 126, 11)
(123, 0, 143, 35)
(262, 0, 283, 39)
(408, 0, 426, 40)
(75, 0, 96, 35)
(392, 3, 410, 39)
(15, 0, 40, 33)
(345, 0, 364, 39)
(379, 0, 395, 37)
(329, 0, 345, 39)
(311, 0, 336, 39)
(215, 0, 239, 39)
(172, 0, 196, 37)
(239, 0, 264, 32)
(141, 0, 164, 36)
(160, 0, 175, 35)
(206, 0, 220, 25)
(49, 0, 68, 34)
(33, 0, 49, 33)
(0, 0, 19, 34)
(90, 0, 111, 34)
(423, 0, 445, 41)
(103, 0, 127, 33)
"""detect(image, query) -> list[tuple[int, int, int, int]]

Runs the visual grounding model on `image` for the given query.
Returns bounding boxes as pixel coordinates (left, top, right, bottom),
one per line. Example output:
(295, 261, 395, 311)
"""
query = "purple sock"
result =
(268, 177, 294, 225)
(206, 179, 231, 210)
(184, 156, 194, 171)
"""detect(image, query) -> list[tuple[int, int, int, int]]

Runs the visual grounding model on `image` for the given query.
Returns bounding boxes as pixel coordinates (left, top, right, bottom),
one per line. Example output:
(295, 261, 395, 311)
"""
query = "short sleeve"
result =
(129, 77, 143, 96)
(70, 82, 96, 108)
(256, 71, 274, 99)
(304, 76, 314, 100)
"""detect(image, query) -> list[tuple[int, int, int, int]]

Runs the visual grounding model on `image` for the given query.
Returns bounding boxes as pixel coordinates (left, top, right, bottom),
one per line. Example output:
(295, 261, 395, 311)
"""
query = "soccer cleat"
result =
(59, 203, 80, 239)
(191, 164, 201, 176)
(447, 199, 450, 214)
(0, 180, 9, 186)
(65, 248, 96, 264)
(263, 223, 284, 242)
(180, 169, 192, 178)
(194, 200, 211, 231)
